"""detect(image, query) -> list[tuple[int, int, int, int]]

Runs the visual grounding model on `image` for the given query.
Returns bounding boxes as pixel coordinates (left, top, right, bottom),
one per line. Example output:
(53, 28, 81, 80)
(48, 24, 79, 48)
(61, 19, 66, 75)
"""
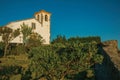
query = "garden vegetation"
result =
(0, 25, 103, 80)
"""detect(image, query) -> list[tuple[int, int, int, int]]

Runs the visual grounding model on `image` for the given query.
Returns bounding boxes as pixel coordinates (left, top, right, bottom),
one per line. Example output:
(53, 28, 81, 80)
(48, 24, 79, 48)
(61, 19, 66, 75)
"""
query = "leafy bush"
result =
(51, 35, 67, 44)
(9, 45, 26, 55)
(10, 74, 21, 80)
(21, 68, 32, 80)
(68, 36, 101, 44)
(0, 65, 22, 80)
(52, 36, 101, 44)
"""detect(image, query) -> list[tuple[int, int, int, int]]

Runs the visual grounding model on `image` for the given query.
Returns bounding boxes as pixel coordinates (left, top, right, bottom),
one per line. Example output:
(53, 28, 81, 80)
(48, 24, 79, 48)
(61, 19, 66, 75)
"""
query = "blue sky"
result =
(0, 0, 120, 48)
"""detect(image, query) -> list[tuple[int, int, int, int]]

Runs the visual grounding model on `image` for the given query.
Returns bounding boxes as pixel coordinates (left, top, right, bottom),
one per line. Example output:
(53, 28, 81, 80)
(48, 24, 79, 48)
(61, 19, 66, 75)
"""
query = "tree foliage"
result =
(51, 35, 67, 44)
(0, 29, 103, 80)
(28, 40, 103, 80)
(21, 23, 32, 45)
(26, 32, 45, 49)
(0, 27, 20, 56)
(0, 65, 22, 80)
(68, 36, 101, 44)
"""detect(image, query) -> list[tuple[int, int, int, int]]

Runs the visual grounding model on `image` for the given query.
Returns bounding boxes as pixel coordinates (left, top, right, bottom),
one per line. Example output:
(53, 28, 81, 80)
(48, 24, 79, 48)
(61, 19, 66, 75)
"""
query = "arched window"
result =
(45, 15, 48, 21)
(41, 14, 43, 26)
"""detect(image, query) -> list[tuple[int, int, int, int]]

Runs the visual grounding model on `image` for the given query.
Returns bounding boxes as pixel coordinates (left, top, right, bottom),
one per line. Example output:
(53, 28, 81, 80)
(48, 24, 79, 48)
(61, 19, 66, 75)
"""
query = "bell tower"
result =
(34, 10, 51, 27)
(34, 10, 51, 44)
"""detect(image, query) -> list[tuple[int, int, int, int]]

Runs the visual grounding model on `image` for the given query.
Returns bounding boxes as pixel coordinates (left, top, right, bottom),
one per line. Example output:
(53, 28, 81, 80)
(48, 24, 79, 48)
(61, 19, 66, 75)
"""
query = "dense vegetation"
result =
(0, 25, 103, 80)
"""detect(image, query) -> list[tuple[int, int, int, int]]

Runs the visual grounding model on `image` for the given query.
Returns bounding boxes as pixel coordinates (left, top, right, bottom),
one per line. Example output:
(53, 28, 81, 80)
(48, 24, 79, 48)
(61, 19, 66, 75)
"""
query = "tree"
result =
(0, 27, 20, 56)
(68, 36, 101, 44)
(26, 32, 45, 49)
(51, 35, 67, 44)
(28, 41, 103, 80)
(21, 23, 32, 46)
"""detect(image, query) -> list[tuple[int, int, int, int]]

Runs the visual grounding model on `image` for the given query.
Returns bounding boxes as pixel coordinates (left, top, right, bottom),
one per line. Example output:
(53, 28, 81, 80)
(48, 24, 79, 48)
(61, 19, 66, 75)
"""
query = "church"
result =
(0, 10, 51, 44)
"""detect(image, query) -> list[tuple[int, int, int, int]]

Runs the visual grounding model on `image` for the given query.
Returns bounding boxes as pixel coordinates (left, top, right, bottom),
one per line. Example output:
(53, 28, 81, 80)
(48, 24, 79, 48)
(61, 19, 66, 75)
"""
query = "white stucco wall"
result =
(0, 10, 51, 44)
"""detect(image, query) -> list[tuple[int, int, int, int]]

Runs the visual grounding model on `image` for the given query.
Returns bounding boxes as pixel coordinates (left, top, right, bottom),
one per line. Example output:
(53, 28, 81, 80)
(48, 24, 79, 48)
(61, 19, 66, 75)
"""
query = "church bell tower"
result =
(34, 10, 51, 27)
(34, 10, 51, 44)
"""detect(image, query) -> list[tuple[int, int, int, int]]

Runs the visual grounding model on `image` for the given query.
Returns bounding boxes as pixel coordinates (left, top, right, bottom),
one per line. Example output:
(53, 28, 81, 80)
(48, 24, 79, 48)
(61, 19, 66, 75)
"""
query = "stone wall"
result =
(95, 40, 120, 80)
(102, 40, 120, 70)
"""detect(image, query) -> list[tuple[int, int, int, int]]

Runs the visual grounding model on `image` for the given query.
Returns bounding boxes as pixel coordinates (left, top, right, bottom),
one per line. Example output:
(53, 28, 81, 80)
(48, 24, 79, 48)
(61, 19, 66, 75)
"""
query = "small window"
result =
(37, 15, 39, 21)
(32, 23, 36, 30)
(45, 15, 48, 21)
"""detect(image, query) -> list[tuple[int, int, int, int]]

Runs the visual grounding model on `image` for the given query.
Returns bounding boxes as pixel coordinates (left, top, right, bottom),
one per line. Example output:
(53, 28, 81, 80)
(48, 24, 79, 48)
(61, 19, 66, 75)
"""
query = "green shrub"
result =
(10, 74, 21, 80)
(21, 68, 32, 80)
(9, 45, 26, 55)
(52, 36, 101, 44)
(0, 65, 22, 80)
(68, 36, 101, 44)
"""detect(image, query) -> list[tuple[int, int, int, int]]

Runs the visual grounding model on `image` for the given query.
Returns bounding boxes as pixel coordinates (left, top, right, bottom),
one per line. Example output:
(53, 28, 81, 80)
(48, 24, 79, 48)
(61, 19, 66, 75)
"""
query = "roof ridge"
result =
(6, 18, 35, 25)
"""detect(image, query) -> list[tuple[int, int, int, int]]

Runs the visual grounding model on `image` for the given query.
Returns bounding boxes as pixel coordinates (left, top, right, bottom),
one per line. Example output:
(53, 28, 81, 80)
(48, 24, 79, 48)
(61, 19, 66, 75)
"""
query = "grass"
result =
(0, 54, 30, 68)
(0, 54, 30, 80)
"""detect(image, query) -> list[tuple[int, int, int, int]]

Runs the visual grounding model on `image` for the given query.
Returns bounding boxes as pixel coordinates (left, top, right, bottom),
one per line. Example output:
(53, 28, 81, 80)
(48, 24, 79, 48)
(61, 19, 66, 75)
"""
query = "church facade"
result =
(0, 10, 51, 44)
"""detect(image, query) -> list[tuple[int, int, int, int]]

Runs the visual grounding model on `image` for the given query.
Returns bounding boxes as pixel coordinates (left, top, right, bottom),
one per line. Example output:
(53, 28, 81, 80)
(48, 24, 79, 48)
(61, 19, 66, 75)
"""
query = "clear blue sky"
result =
(0, 0, 120, 48)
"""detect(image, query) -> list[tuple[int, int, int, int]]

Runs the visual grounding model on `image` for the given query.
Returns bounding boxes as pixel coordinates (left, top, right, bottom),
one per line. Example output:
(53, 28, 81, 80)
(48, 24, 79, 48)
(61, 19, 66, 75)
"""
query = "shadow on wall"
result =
(95, 41, 120, 80)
